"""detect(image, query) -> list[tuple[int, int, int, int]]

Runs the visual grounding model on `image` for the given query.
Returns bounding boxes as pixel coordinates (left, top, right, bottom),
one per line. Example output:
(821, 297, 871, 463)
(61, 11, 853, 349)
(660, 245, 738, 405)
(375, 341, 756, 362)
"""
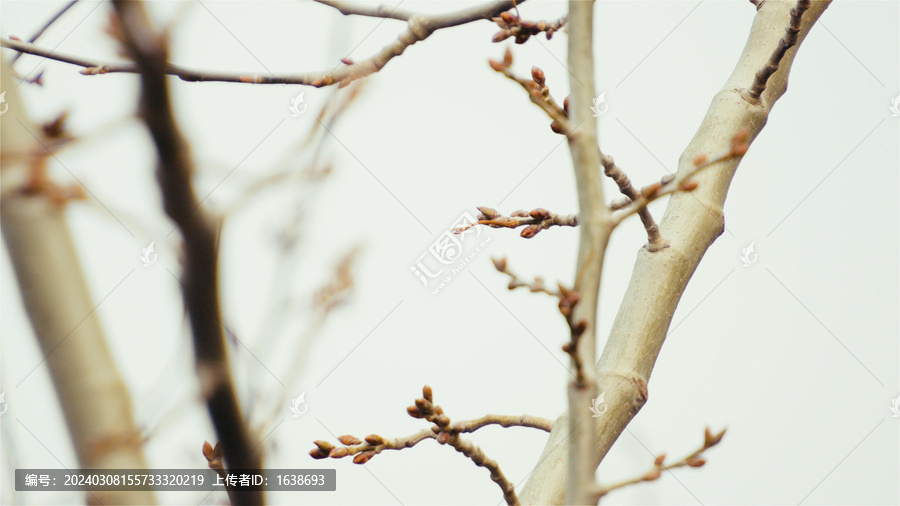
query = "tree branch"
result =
(519, 2, 831, 503)
(0, 53, 154, 506)
(561, 0, 610, 503)
(1, 0, 521, 87)
(311, 386, 530, 505)
(109, 2, 262, 504)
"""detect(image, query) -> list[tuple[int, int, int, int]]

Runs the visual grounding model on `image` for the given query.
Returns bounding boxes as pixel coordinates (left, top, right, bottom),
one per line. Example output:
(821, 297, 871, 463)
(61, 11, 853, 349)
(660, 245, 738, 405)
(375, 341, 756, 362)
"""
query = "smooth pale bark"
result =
(1, 54, 155, 505)
(520, 2, 831, 504)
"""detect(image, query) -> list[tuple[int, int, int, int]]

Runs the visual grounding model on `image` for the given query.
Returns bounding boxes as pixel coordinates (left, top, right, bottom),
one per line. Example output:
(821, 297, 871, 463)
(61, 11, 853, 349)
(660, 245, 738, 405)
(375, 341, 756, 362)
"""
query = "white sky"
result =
(1, 1, 898, 504)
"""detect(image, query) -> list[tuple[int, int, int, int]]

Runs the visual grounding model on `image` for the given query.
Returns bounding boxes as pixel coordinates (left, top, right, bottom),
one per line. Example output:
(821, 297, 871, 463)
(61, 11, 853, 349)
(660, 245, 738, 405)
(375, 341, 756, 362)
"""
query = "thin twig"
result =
(110, 2, 261, 504)
(597, 427, 726, 499)
(598, 151, 667, 251)
(488, 50, 573, 136)
(9, 0, 79, 63)
(312, 386, 526, 505)
(490, 256, 559, 296)
(743, 0, 810, 102)
(455, 205, 578, 238)
(610, 128, 751, 227)
(2, 0, 520, 87)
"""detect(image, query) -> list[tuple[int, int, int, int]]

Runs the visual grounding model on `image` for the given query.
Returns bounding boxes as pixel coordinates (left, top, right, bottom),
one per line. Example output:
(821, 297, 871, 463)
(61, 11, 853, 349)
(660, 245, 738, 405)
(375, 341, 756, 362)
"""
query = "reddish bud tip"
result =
(688, 458, 706, 468)
(353, 451, 375, 464)
(692, 154, 708, 167)
(644, 469, 662, 481)
(338, 435, 362, 446)
(531, 66, 545, 87)
(520, 225, 540, 238)
(365, 434, 384, 445)
(529, 208, 551, 220)
(477, 206, 500, 219)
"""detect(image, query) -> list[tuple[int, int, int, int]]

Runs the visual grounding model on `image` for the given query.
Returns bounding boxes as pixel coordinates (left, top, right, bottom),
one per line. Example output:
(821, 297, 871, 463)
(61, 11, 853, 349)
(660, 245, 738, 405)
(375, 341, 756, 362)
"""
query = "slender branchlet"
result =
(311, 386, 544, 505)
(744, 0, 810, 102)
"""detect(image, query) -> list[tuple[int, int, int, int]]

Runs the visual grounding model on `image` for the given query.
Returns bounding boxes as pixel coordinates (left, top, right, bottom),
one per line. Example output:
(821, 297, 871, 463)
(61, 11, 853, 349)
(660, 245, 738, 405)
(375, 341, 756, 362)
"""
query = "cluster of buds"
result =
(644, 427, 726, 480)
(491, 11, 567, 44)
(406, 385, 456, 445)
(455, 206, 578, 239)
(309, 432, 386, 465)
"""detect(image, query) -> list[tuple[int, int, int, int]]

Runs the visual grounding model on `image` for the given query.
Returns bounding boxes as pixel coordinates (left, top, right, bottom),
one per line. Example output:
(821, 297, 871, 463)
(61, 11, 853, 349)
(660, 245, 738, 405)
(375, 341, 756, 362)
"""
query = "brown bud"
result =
(407, 406, 424, 418)
(309, 448, 328, 459)
(644, 469, 662, 481)
(436, 414, 451, 427)
(492, 31, 512, 43)
(503, 47, 513, 66)
(353, 451, 375, 465)
(654, 453, 666, 467)
(500, 11, 515, 23)
(491, 257, 508, 272)
(732, 142, 749, 156)
(687, 458, 706, 468)
(423, 385, 433, 402)
(328, 447, 349, 458)
(202, 441, 215, 460)
(511, 209, 529, 217)
(477, 206, 500, 219)
(415, 398, 434, 413)
(434, 405, 444, 415)
(488, 59, 505, 72)
(692, 154, 708, 167)
(431, 425, 441, 434)
(437, 432, 451, 445)
(531, 66, 545, 87)
(550, 121, 564, 135)
(341, 57, 354, 65)
(573, 320, 587, 336)
(529, 208, 551, 220)
(364, 434, 384, 445)
(520, 225, 540, 238)
(705, 427, 726, 447)
(641, 182, 661, 199)
(314, 440, 334, 452)
(679, 180, 699, 192)
(563, 95, 570, 114)
(338, 435, 362, 446)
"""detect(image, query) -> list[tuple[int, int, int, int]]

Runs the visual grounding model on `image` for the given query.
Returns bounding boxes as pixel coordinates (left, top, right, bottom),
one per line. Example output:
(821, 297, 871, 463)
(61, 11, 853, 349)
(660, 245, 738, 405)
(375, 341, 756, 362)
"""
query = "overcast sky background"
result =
(1, 1, 898, 504)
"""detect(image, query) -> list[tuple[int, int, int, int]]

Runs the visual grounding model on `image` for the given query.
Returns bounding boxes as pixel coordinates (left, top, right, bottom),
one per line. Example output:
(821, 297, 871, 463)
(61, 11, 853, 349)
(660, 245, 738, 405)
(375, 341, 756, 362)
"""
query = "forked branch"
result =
(311, 386, 547, 505)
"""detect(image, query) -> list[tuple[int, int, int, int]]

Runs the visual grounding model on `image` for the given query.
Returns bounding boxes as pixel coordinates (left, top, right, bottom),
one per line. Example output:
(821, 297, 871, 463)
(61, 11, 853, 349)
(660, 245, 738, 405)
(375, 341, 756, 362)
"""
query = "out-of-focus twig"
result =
(2, 0, 522, 87)
(109, 3, 261, 504)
